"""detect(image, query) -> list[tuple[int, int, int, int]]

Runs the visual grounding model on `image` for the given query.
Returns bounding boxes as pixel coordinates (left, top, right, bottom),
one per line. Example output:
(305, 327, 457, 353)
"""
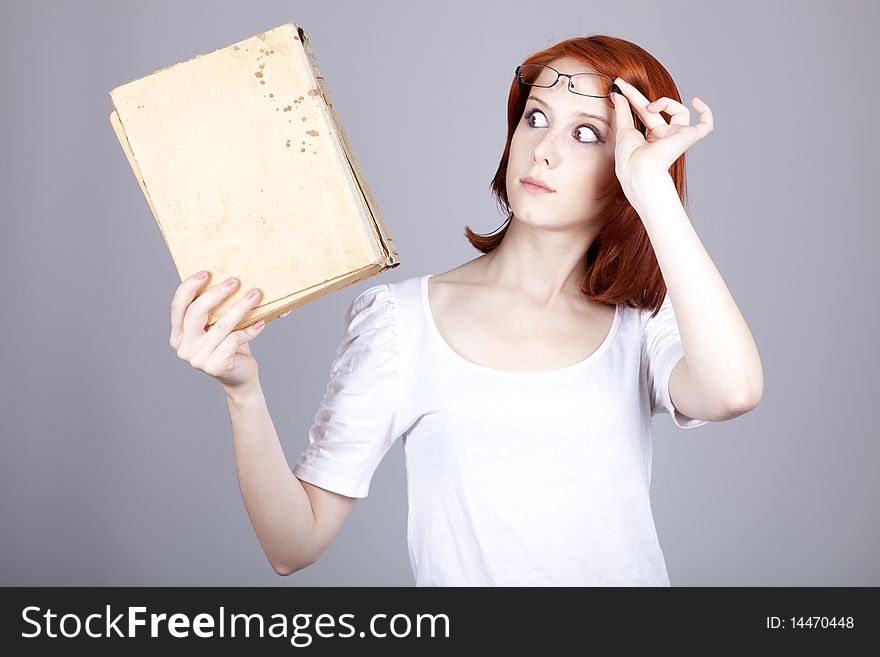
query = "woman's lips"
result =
(522, 180, 554, 194)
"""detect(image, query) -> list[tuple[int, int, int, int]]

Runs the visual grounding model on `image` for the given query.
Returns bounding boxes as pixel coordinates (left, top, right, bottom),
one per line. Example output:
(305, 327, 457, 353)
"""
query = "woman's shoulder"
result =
(346, 273, 427, 330)
(348, 260, 492, 339)
(352, 274, 424, 308)
(384, 273, 427, 300)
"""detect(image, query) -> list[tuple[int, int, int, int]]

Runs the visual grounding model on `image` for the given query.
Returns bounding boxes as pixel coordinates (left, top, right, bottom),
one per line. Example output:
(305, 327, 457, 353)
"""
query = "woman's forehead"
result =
(545, 57, 599, 76)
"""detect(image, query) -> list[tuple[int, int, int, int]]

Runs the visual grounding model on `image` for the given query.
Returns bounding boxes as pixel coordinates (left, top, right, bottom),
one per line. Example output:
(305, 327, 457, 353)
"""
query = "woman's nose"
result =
(533, 131, 562, 164)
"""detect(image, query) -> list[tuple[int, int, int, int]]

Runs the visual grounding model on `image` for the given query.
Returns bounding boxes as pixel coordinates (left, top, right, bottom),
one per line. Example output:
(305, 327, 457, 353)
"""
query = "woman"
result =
(169, 35, 763, 586)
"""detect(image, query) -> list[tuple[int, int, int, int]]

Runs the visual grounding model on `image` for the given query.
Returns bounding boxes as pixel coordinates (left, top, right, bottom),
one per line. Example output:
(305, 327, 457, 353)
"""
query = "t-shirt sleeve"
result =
(640, 293, 708, 430)
(292, 283, 402, 498)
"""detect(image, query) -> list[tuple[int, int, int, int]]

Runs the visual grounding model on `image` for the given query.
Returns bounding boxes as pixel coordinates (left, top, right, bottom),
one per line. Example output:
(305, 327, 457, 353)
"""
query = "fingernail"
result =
(246, 287, 259, 299)
(254, 320, 265, 330)
(195, 270, 208, 280)
(224, 277, 237, 287)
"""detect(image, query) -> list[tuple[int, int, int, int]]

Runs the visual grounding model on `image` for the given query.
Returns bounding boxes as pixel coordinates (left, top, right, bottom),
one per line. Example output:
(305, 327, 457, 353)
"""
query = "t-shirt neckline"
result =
(420, 274, 621, 378)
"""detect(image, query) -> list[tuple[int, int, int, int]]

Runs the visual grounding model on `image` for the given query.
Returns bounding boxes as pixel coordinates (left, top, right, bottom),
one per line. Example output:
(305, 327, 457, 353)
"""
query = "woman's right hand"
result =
(170, 271, 266, 391)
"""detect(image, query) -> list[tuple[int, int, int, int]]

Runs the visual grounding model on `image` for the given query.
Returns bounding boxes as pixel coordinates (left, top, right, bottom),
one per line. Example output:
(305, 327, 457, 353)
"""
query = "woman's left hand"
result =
(611, 77, 713, 188)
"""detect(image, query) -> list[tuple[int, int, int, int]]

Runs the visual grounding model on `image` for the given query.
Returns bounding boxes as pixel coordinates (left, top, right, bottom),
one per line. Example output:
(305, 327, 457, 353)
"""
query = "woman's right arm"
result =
(170, 270, 356, 576)
(225, 378, 357, 575)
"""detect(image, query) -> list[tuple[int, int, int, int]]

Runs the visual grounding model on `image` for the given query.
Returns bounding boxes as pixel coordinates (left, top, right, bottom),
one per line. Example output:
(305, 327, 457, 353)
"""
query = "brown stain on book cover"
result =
(243, 36, 314, 153)
(254, 49, 273, 85)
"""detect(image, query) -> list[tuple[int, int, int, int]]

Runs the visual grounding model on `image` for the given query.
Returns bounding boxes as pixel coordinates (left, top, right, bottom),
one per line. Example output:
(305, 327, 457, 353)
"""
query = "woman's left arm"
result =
(612, 78, 764, 419)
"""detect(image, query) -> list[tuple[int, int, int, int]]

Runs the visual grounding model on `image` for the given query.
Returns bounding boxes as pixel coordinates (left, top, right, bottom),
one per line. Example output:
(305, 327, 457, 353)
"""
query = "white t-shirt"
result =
(292, 274, 708, 586)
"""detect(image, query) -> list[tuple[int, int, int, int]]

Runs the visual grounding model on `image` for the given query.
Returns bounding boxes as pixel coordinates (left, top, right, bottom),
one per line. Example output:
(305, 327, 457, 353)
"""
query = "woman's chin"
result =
(512, 209, 598, 232)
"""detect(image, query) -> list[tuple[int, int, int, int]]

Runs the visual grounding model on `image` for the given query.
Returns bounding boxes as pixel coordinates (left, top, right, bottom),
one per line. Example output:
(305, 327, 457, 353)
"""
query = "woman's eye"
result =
(574, 126, 601, 144)
(525, 108, 548, 128)
(524, 107, 602, 144)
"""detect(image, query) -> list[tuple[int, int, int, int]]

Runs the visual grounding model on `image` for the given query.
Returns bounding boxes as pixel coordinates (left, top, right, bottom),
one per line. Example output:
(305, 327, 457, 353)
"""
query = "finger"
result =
(182, 275, 241, 338)
(646, 97, 691, 126)
(199, 286, 264, 356)
(205, 320, 266, 372)
(651, 116, 714, 165)
(611, 84, 636, 134)
(691, 96, 714, 136)
(614, 78, 666, 130)
(170, 270, 211, 349)
(648, 97, 714, 161)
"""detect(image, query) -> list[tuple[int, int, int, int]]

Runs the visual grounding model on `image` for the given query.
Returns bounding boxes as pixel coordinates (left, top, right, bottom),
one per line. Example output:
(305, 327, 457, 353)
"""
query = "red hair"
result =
(464, 35, 688, 317)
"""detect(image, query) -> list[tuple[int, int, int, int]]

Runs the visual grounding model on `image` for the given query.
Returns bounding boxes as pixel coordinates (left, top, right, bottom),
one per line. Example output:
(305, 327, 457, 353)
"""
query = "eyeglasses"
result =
(515, 64, 621, 99)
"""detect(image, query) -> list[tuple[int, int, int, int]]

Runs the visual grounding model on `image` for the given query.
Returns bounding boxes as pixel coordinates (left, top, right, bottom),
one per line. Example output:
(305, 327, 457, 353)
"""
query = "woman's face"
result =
(506, 57, 618, 230)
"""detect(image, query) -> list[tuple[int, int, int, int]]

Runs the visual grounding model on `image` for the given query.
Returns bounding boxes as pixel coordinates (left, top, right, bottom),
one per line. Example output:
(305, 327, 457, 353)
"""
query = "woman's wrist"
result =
(224, 377, 263, 406)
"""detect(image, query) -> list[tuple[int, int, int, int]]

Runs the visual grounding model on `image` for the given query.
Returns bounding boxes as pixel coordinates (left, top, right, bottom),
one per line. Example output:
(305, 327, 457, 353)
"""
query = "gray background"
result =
(1, 0, 877, 586)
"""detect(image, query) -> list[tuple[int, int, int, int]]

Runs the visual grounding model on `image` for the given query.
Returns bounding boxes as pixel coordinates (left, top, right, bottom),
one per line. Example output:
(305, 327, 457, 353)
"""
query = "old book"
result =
(109, 23, 400, 331)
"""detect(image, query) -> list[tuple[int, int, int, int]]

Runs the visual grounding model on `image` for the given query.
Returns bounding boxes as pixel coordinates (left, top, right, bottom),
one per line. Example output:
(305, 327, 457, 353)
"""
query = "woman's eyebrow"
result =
(527, 95, 609, 126)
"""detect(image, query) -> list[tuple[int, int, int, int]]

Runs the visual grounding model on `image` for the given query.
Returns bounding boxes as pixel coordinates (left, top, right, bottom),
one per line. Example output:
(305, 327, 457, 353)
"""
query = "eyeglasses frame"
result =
(515, 63, 623, 99)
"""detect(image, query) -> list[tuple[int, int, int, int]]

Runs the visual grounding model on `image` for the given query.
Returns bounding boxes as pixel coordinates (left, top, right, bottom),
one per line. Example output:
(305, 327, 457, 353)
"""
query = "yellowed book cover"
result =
(109, 23, 400, 331)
